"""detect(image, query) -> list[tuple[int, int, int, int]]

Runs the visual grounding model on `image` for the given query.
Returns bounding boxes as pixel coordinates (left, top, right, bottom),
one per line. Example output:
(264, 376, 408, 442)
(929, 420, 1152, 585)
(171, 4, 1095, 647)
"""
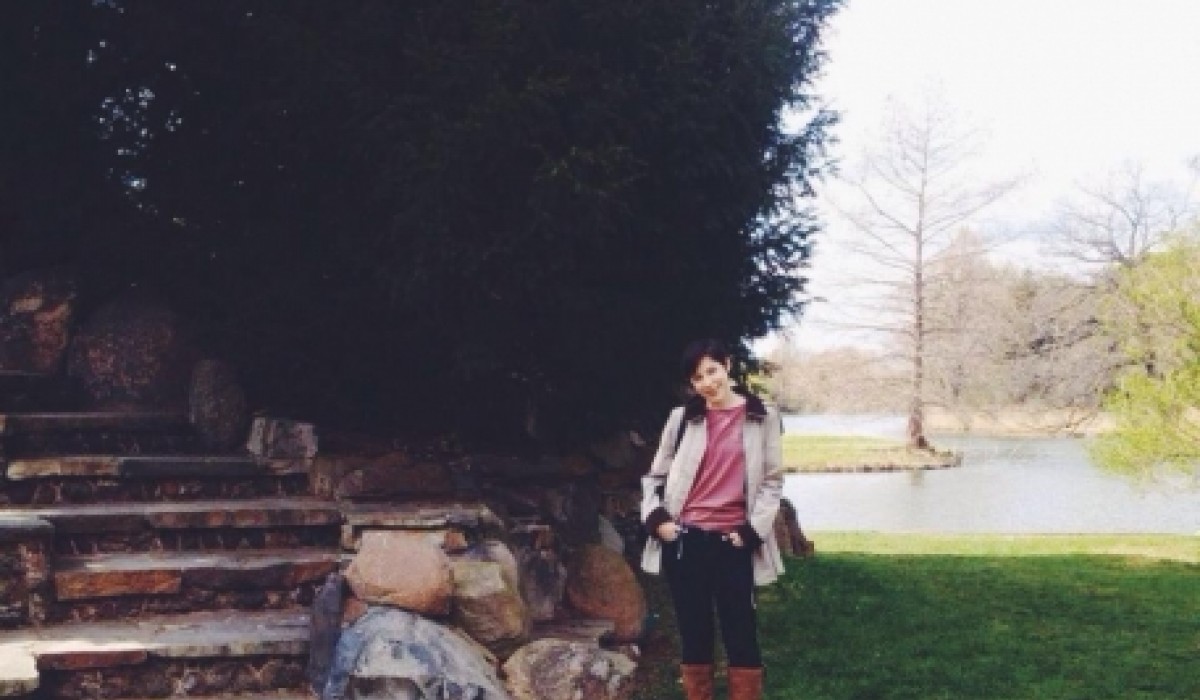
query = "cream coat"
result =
(640, 402, 785, 586)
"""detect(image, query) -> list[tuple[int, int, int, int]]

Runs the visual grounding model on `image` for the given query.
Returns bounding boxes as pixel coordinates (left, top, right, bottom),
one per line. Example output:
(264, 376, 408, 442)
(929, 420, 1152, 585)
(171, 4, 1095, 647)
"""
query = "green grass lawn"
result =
(781, 435, 957, 472)
(634, 533, 1200, 699)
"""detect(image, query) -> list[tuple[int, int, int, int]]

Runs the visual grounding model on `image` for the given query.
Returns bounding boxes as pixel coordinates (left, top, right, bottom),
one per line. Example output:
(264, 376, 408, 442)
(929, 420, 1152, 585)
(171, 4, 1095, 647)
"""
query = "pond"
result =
(781, 414, 1199, 534)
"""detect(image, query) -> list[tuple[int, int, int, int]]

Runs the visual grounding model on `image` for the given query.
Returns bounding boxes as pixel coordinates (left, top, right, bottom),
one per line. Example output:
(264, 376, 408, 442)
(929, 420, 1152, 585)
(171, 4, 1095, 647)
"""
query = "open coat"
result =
(640, 394, 785, 586)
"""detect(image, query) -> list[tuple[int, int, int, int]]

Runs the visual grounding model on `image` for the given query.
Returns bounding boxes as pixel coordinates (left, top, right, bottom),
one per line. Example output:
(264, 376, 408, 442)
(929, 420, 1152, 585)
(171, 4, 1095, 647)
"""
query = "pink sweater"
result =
(679, 403, 747, 530)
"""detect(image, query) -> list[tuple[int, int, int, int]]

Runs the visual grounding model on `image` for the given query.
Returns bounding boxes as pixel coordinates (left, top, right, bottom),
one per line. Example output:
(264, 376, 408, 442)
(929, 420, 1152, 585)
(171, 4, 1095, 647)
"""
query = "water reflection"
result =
(781, 415, 1199, 534)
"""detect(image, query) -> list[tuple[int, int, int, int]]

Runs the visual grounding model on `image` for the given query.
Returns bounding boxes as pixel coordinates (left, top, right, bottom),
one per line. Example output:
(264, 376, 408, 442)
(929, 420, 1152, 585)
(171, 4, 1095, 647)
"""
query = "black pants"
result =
(663, 527, 762, 668)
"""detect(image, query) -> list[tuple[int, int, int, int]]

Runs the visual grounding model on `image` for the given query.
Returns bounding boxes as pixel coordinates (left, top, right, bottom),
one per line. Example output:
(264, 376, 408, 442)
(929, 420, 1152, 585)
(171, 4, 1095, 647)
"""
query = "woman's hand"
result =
(656, 521, 681, 542)
(726, 531, 744, 548)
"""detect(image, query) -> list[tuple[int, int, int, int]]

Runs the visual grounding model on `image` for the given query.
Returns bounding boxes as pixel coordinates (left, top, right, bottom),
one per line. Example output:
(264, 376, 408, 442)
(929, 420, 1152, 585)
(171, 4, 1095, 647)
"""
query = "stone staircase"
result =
(0, 370, 339, 699)
(0, 371, 618, 698)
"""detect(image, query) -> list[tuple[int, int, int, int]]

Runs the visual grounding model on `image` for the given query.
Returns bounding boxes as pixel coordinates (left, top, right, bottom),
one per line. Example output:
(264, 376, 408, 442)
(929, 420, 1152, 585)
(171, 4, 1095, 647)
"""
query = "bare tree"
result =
(1049, 161, 1198, 271)
(831, 97, 1019, 449)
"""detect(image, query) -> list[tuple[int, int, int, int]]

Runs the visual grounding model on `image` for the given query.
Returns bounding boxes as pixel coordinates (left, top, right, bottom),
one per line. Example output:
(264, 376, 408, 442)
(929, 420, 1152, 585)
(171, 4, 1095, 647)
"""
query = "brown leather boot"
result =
(727, 666, 763, 700)
(680, 664, 714, 700)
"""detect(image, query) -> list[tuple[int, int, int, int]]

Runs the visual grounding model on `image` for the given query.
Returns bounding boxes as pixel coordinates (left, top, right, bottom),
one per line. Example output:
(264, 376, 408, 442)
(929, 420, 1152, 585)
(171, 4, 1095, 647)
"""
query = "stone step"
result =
(54, 548, 341, 601)
(1, 498, 342, 534)
(0, 370, 50, 383)
(0, 609, 310, 698)
(0, 499, 344, 555)
(45, 549, 340, 624)
(4, 431, 205, 460)
(0, 411, 200, 459)
(4, 454, 309, 480)
(0, 474, 313, 509)
(0, 411, 189, 436)
(340, 500, 505, 551)
(0, 456, 312, 507)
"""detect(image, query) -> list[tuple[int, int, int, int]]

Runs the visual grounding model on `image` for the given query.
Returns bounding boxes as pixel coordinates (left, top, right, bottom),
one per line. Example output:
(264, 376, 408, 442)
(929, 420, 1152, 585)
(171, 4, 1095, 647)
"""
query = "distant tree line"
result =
(0, 1, 841, 445)
(767, 240, 1122, 418)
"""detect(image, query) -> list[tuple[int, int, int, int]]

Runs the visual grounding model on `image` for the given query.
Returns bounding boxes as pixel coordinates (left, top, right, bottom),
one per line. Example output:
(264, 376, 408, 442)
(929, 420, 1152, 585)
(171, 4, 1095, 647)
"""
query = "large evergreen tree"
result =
(0, 1, 840, 444)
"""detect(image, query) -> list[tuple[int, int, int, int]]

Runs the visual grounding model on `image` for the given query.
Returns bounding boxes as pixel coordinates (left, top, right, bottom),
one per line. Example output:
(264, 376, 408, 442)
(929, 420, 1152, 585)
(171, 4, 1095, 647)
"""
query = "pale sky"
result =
(778, 0, 1200, 351)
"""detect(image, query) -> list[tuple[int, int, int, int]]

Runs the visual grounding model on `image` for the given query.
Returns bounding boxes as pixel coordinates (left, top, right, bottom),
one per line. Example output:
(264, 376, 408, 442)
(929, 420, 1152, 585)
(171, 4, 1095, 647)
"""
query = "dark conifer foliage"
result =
(0, 1, 840, 445)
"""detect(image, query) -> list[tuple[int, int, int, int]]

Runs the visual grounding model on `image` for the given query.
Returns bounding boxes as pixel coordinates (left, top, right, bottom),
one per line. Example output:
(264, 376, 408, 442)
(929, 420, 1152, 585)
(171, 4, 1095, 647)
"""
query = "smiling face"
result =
(689, 355, 736, 408)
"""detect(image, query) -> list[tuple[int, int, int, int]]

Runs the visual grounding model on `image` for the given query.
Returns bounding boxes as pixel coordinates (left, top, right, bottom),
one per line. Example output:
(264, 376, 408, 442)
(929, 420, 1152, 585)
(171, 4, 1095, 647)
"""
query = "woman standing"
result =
(641, 339, 785, 700)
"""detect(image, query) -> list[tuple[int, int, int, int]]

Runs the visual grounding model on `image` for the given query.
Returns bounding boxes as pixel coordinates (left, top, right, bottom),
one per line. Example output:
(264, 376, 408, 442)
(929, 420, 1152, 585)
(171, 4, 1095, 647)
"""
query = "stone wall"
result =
(0, 517, 53, 629)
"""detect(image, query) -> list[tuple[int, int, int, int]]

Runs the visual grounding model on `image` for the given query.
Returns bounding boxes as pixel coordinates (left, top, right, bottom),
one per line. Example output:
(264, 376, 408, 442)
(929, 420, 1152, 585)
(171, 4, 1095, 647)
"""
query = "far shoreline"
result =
(925, 408, 1115, 437)
(783, 408, 1116, 438)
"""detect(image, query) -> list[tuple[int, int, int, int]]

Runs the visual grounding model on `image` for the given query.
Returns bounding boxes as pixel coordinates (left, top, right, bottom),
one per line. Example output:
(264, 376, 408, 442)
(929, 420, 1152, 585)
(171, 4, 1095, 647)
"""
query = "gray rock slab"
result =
(54, 548, 341, 599)
(0, 411, 189, 435)
(342, 501, 501, 530)
(0, 515, 54, 543)
(341, 501, 503, 551)
(4, 454, 311, 480)
(117, 455, 309, 478)
(0, 610, 310, 687)
(4, 455, 121, 479)
(0, 498, 343, 533)
(0, 370, 50, 379)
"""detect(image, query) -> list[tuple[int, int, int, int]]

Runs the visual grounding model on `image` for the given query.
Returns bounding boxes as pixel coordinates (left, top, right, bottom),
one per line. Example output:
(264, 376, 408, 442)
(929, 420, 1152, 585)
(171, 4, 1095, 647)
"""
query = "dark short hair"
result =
(680, 338, 732, 380)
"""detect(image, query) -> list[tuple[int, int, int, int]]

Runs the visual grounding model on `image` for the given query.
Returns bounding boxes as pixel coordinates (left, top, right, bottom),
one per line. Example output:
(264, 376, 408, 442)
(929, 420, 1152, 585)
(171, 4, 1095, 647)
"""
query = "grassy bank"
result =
(782, 434, 959, 472)
(813, 531, 1199, 562)
(635, 533, 1199, 699)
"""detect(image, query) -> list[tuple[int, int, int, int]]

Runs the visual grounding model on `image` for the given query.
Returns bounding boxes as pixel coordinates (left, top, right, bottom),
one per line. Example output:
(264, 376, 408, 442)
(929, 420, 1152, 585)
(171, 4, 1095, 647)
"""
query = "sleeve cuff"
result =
(735, 522, 763, 550)
(644, 507, 673, 540)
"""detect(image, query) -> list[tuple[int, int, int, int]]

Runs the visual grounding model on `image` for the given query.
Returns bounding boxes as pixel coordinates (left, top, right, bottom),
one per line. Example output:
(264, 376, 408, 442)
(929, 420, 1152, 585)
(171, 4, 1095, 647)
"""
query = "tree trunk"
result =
(907, 400, 928, 450)
(910, 205, 930, 451)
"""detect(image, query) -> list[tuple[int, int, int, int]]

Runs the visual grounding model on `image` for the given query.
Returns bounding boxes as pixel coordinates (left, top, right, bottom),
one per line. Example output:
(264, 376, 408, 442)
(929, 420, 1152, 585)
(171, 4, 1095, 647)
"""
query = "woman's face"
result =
(689, 355, 734, 405)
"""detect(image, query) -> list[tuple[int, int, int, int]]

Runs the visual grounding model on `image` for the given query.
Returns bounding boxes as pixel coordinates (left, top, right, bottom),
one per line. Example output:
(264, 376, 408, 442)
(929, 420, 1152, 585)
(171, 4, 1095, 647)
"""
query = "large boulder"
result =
(67, 296, 193, 409)
(564, 545, 646, 642)
(323, 606, 510, 700)
(450, 559, 530, 658)
(188, 359, 250, 450)
(0, 269, 77, 374)
(345, 531, 453, 615)
(502, 639, 636, 700)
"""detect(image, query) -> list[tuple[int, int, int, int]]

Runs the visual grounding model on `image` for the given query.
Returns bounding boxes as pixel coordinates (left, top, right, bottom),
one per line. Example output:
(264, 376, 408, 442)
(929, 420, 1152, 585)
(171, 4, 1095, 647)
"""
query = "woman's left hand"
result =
(726, 531, 744, 548)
